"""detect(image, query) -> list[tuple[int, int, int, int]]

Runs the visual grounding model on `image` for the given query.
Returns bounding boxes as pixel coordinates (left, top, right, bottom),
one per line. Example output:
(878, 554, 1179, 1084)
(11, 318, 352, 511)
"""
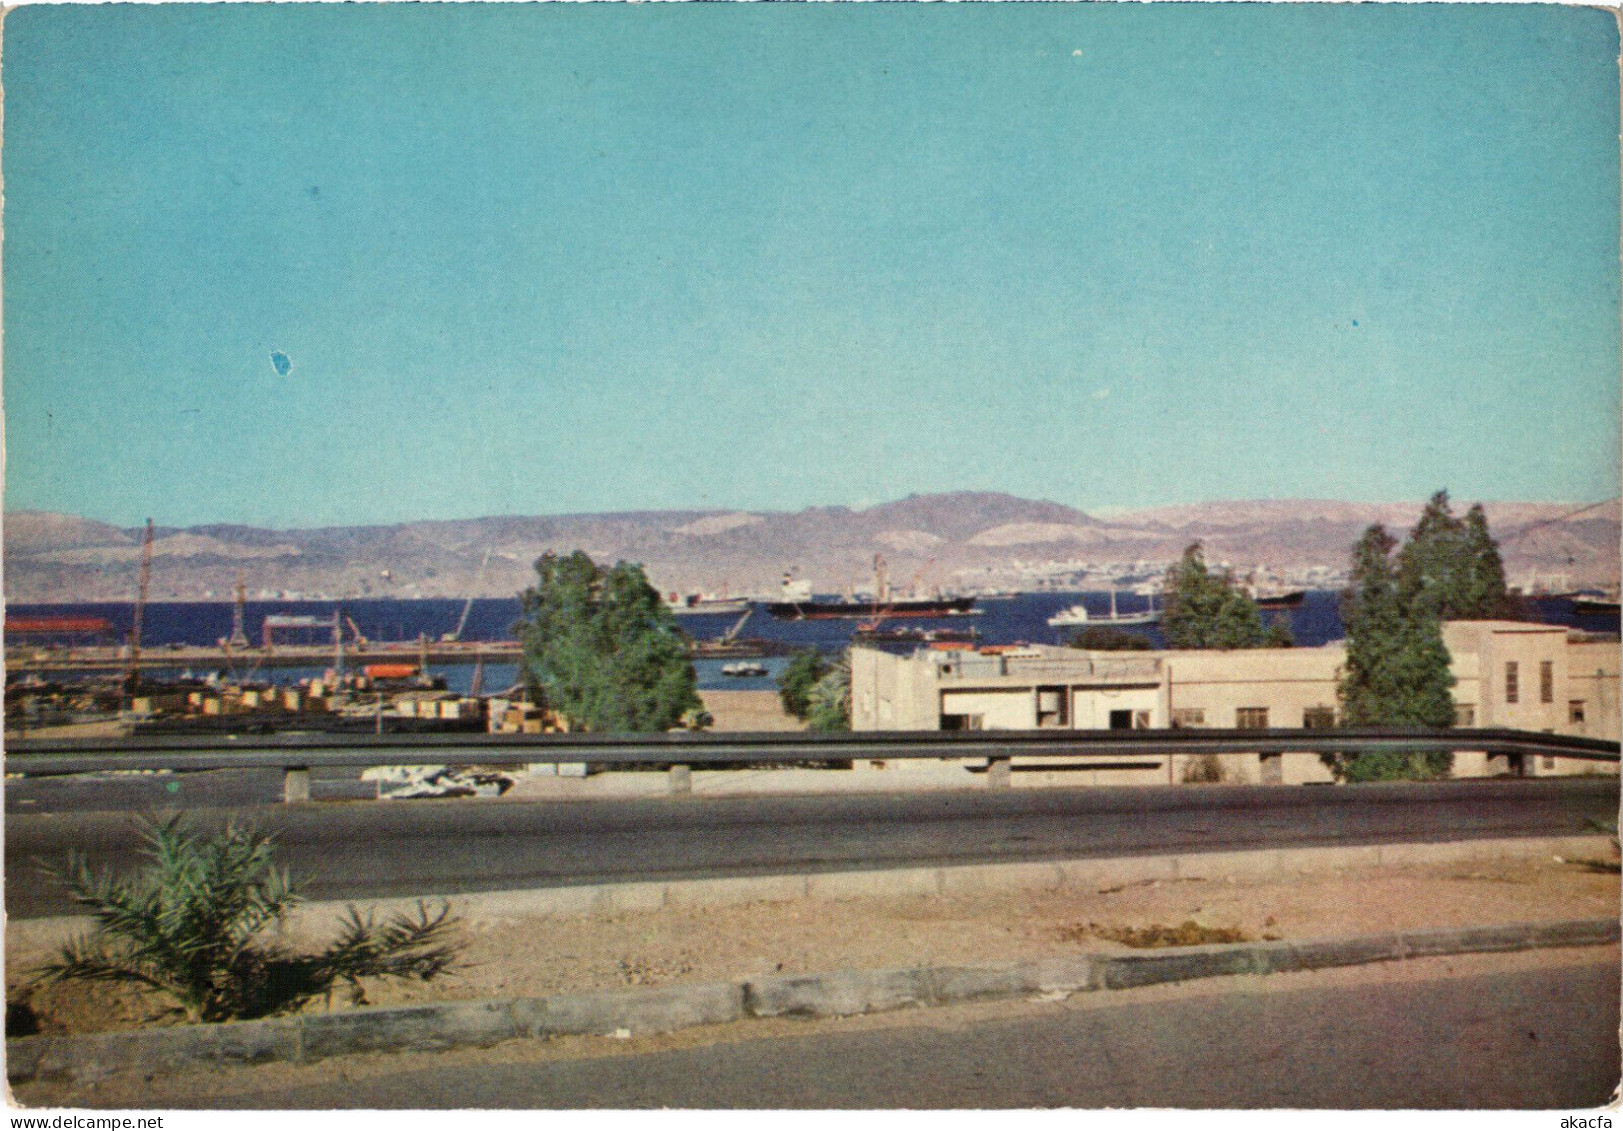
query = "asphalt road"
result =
(164, 956, 1623, 1108)
(6, 778, 1614, 920)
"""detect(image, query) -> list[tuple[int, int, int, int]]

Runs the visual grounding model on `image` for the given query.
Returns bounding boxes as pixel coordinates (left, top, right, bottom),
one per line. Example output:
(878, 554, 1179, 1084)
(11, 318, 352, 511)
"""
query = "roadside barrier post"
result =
(987, 756, 1011, 790)
(283, 767, 311, 804)
(669, 764, 692, 795)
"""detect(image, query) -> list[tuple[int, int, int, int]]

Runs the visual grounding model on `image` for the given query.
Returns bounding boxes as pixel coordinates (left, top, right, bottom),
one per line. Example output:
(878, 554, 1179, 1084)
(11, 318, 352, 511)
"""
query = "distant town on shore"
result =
(5, 492, 1618, 605)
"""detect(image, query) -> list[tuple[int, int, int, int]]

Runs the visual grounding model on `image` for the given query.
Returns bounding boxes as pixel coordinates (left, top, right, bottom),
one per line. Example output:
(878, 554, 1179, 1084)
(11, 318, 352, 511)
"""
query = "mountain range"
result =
(4, 493, 1617, 603)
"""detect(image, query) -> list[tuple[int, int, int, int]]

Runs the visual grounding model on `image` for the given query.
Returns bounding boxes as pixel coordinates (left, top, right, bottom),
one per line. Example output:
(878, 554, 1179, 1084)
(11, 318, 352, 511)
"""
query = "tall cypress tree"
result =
(1333, 524, 1456, 782)
(1396, 491, 1512, 620)
(1161, 543, 1272, 650)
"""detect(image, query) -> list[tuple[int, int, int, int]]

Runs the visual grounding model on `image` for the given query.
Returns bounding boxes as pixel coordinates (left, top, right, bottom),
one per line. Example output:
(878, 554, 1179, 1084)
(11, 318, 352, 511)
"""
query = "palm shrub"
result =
(34, 817, 461, 1024)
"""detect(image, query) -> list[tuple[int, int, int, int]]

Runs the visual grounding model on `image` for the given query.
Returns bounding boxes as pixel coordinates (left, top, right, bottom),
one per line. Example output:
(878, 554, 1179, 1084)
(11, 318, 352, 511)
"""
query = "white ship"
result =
(1047, 590, 1160, 628)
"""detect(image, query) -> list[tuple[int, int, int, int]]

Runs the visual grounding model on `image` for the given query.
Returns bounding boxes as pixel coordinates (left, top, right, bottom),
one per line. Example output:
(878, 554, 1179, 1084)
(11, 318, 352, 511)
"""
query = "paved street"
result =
(149, 955, 1620, 1109)
(6, 778, 1614, 919)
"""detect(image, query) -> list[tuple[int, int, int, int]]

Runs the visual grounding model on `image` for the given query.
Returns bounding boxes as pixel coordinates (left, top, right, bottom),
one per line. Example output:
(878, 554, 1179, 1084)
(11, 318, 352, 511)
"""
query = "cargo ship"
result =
(766, 560, 977, 620)
(1252, 589, 1307, 609)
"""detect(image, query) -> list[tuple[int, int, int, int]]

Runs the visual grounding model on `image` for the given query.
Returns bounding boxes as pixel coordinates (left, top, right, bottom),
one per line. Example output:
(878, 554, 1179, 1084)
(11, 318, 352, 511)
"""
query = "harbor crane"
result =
(443, 548, 493, 642)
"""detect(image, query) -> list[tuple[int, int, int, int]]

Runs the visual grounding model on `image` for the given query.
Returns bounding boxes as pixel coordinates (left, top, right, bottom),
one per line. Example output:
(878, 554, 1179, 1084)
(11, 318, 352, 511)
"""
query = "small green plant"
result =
(34, 817, 461, 1024)
(1059, 920, 1255, 948)
(1180, 754, 1227, 784)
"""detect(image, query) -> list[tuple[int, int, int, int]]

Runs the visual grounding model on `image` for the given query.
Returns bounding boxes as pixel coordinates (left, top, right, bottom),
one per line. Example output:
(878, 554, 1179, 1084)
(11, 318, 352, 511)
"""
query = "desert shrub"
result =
(1327, 749, 1452, 783)
(34, 817, 461, 1024)
(1180, 754, 1227, 784)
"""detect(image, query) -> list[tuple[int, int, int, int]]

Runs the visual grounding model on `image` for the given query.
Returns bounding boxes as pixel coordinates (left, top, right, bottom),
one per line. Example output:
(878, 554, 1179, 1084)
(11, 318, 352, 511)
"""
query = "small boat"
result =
(852, 626, 980, 646)
(720, 661, 768, 678)
(664, 592, 752, 615)
(1571, 597, 1621, 616)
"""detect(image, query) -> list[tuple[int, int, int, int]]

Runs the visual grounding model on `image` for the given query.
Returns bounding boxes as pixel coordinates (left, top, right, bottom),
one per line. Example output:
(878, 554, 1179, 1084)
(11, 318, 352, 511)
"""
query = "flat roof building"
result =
(850, 622, 1618, 786)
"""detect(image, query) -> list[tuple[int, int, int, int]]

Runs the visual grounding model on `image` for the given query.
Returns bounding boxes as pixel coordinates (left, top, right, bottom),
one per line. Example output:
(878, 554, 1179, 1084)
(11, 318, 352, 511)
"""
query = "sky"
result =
(3, 2, 1619, 529)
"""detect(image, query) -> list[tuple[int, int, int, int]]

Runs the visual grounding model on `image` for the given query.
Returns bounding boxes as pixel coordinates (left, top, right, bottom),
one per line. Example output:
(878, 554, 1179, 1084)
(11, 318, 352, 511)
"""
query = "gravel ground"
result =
(9, 854, 1616, 1038)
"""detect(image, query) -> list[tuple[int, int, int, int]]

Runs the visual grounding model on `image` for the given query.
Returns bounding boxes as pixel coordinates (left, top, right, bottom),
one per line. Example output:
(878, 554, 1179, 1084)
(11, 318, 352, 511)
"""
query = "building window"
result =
(1134, 710, 1152, 730)
(1036, 687, 1068, 728)
(1505, 662, 1518, 704)
(940, 714, 983, 731)
(1541, 755, 1556, 771)
(1569, 700, 1586, 726)
(1454, 703, 1476, 728)
(1172, 708, 1206, 728)
(1236, 707, 1269, 729)
(1303, 706, 1336, 729)
(1540, 660, 1554, 704)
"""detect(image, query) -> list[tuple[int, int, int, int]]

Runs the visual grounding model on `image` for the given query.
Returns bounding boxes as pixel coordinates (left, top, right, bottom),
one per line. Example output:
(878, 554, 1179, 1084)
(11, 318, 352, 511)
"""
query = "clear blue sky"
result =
(4, 3, 1618, 528)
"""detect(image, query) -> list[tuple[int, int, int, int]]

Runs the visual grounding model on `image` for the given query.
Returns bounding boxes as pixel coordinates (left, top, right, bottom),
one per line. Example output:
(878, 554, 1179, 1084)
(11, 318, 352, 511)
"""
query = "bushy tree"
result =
(1161, 544, 1272, 649)
(778, 648, 832, 720)
(1066, 626, 1152, 651)
(34, 818, 460, 1024)
(1330, 524, 1455, 783)
(519, 551, 704, 732)
(805, 652, 851, 732)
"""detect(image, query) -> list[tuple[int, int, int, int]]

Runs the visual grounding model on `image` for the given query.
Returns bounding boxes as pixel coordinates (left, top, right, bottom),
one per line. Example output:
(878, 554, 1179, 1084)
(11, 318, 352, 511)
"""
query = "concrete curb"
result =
(11, 833, 1612, 954)
(10, 917, 1616, 1086)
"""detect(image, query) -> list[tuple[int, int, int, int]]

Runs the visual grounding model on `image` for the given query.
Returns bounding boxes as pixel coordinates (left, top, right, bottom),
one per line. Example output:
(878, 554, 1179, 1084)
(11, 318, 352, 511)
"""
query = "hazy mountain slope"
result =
(4, 494, 1615, 602)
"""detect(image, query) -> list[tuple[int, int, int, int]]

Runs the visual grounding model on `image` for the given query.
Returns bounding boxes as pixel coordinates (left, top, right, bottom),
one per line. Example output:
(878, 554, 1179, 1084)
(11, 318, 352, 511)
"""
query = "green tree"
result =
(1330, 525, 1456, 783)
(805, 652, 851, 732)
(34, 818, 460, 1024)
(1262, 618, 1295, 648)
(778, 648, 832, 720)
(519, 551, 704, 732)
(1161, 544, 1272, 649)
(1396, 491, 1513, 620)
(1066, 625, 1152, 651)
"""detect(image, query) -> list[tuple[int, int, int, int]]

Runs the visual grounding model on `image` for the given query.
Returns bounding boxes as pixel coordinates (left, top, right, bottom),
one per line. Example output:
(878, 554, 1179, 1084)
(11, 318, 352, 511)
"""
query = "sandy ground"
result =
(699, 689, 805, 731)
(9, 854, 1616, 1039)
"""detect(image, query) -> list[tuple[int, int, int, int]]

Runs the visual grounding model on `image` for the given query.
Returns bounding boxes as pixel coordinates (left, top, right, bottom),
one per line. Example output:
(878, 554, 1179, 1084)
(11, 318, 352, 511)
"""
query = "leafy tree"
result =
(1161, 544, 1272, 649)
(519, 551, 704, 732)
(33, 818, 460, 1024)
(1066, 625, 1153, 651)
(1330, 524, 1455, 783)
(1396, 491, 1513, 620)
(805, 652, 851, 732)
(1262, 618, 1295, 648)
(778, 648, 832, 720)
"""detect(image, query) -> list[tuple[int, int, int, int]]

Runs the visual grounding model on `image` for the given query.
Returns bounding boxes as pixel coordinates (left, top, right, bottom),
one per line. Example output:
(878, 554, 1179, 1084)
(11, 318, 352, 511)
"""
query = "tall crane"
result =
(444, 548, 494, 643)
(228, 572, 250, 648)
(124, 518, 155, 695)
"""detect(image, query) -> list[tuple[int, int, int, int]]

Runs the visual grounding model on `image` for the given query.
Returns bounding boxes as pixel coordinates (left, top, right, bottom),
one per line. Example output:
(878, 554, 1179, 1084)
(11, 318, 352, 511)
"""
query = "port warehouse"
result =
(852, 620, 1620, 785)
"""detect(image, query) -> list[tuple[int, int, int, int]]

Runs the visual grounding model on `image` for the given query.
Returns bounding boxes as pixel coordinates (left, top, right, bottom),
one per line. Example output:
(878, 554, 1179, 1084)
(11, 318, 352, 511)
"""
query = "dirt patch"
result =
(699, 689, 804, 732)
(8, 856, 1616, 1038)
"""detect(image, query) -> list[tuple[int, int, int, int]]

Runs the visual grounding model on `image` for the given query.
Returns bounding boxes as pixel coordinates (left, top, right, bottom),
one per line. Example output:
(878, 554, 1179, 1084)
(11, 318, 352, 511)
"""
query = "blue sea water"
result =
(9, 592, 1613, 693)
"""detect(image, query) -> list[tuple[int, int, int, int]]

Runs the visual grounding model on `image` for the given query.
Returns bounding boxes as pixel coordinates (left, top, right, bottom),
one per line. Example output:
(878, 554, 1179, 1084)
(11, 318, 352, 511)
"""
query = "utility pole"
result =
(124, 518, 155, 702)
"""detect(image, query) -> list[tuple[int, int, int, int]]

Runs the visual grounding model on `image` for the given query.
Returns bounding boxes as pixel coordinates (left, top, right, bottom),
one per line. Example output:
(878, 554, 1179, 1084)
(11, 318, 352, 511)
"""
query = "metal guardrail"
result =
(7, 727, 1617, 776)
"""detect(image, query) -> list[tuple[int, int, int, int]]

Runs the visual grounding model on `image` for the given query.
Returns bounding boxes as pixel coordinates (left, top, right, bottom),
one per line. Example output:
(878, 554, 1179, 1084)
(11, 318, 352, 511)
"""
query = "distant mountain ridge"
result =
(4, 493, 1617, 603)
